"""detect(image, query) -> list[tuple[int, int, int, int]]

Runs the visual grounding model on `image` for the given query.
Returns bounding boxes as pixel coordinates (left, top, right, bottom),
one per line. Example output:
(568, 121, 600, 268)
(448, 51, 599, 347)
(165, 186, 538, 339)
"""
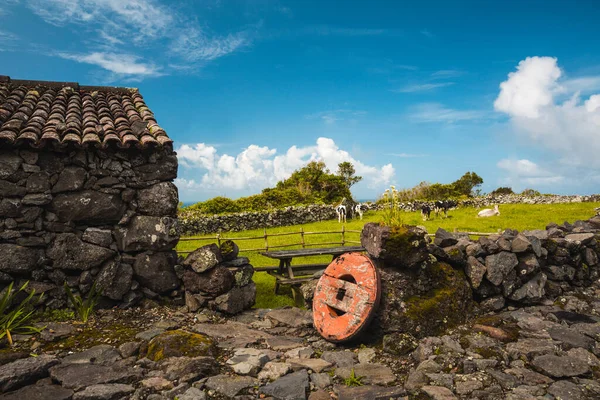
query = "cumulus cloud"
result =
(494, 56, 600, 167)
(497, 158, 563, 188)
(175, 137, 395, 196)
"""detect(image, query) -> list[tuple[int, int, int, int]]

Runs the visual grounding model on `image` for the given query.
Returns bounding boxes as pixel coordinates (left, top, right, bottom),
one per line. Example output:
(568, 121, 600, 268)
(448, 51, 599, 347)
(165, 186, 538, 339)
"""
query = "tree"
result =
(490, 187, 514, 195)
(337, 162, 362, 189)
(452, 172, 483, 197)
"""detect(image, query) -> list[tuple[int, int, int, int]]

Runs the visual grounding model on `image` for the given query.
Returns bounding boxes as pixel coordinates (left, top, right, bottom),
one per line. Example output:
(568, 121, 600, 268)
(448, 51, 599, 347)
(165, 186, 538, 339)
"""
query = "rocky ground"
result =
(1, 281, 600, 400)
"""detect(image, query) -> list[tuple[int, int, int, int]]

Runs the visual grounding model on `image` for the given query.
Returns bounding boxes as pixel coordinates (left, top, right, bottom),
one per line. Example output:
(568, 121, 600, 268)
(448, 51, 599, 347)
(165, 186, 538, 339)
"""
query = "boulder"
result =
(485, 251, 518, 286)
(511, 234, 532, 253)
(259, 370, 309, 400)
(137, 182, 179, 216)
(114, 216, 179, 252)
(509, 273, 547, 303)
(0, 244, 43, 273)
(182, 244, 222, 273)
(47, 233, 115, 270)
(0, 180, 26, 197)
(0, 384, 73, 400)
(144, 330, 216, 362)
(0, 355, 59, 392)
(0, 151, 22, 179)
(0, 198, 21, 217)
(213, 282, 256, 314)
(51, 190, 126, 224)
(229, 264, 254, 287)
(72, 384, 135, 400)
(361, 223, 429, 269)
(465, 256, 486, 289)
(49, 364, 140, 391)
(434, 228, 458, 248)
(183, 267, 234, 296)
(82, 228, 113, 248)
(133, 251, 180, 294)
(162, 356, 219, 383)
(374, 262, 472, 338)
(26, 171, 51, 193)
(133, 154, 178, 181)
(52, 166, 86, 193)
(220, 240, 239, 261)
(95, 260, 133, 300)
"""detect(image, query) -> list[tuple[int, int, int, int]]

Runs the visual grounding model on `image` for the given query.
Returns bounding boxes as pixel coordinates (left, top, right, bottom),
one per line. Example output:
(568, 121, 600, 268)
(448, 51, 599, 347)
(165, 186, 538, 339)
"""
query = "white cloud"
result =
(494, 56, 600, 168)
(410, 103, 489, 123)
(387, 153, 428, 158)
(57, 52, 163, 77)
(393, 82, 454, 93)
(176, 137, 395, 195)
(171, 27, 250, 62)
(305, 109, 367, 125)
(28, 0, 253, 77)
(420, 29, 434, 38)
(497, 158, 563, 188)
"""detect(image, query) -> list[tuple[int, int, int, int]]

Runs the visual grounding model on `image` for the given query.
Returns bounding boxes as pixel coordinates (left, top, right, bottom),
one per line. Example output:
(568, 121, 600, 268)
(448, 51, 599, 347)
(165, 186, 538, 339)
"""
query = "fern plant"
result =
(0, 281, 44, 346)
(64, 282, 100, 323)
(344, 368, 364, 387)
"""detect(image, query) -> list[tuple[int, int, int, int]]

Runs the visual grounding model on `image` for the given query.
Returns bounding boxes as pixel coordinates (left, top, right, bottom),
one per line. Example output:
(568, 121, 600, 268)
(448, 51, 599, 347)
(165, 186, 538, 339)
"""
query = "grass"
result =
(176, 202, 600, 309)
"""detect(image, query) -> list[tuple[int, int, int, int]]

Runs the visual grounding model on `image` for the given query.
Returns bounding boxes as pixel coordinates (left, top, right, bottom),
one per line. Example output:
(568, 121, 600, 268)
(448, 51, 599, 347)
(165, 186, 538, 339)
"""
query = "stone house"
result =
(0, 76, 181, 308)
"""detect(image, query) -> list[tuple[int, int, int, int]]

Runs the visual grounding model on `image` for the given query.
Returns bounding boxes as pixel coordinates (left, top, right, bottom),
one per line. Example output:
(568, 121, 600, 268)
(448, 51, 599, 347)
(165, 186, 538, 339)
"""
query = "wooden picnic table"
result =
(260, 246, 366, 297)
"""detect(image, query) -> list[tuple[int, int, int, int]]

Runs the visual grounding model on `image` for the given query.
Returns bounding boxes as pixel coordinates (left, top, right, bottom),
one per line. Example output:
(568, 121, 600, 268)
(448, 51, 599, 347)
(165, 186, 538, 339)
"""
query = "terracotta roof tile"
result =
(0, 76, 173, 150)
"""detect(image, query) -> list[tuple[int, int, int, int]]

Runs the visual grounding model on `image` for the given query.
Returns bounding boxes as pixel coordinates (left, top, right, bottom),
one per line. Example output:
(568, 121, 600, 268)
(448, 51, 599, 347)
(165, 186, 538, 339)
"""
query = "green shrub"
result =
(490, 187, 514, 195)
(0, 281, 44, 346)
(64, 282, 100, 323)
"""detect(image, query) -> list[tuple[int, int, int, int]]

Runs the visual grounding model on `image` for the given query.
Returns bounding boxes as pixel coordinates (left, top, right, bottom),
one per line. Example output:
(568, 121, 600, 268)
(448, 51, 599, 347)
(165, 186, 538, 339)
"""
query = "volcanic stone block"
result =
(96, 259, 133, 300)
(133, 251, 180, 294)
(133, 154, 178, 182)
(361, 223, 429, 269)
(52, 166, 86, 193)
(183, 244, 222, 273)
(47, 233, 115, 270)
(183, 267, 234, 296)
(213, 282, 256, 314)
(114, 216, 179, 252)
(0, 244, 43, 273)
(0, 151, 22, 179)
(51, 190, 126, 224)
(137, 182, 179, 216)
(485, 251, 518, 286)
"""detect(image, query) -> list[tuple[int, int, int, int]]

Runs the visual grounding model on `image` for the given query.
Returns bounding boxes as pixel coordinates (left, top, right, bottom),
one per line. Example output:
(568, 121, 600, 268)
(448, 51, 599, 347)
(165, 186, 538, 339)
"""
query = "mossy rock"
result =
(361, 223, 429, 269)
(220, 240, 239, 262)
(375, 262, 473, 339)
(143, 330, 217, 362)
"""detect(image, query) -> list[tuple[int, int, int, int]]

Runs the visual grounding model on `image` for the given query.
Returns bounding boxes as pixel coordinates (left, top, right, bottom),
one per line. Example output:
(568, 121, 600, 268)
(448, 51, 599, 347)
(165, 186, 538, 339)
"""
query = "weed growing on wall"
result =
(381, 186, 405, 227)
(0, 281, 44, 346)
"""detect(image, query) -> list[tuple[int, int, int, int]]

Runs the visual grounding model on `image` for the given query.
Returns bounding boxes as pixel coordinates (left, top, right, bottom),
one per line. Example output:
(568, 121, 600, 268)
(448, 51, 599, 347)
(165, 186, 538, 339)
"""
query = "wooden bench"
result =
(260, 246, 366, 301)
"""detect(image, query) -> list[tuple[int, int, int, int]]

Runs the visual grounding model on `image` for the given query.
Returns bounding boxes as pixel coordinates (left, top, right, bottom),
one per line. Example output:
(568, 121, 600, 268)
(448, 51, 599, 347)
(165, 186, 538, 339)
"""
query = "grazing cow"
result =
(354, 203, 368, 220)
(336, 204, 347, 223)
(420, 203, 432, 221)
(478, 204, 500, 217)
(434, 199, 457, 218)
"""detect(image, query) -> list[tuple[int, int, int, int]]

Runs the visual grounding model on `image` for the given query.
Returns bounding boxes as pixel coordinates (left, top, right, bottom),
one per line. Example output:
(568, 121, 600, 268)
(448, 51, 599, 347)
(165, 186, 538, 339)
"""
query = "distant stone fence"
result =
(364, 194, 600, 212)
(179, 205, 337, 235)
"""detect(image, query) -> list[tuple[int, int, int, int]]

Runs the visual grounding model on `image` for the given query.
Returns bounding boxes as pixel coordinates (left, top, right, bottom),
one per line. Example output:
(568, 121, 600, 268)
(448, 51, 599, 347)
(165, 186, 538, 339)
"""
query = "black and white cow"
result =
(434, 199, 457, 218)
(335, 204, 347, 223)
(354, 203, 368, 220)
(420, 203, 432, 221)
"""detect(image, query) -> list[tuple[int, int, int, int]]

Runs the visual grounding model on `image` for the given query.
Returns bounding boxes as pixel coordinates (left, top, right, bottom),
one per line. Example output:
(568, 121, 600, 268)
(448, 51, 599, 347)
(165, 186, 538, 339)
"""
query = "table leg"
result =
(286, 258, 294, 279)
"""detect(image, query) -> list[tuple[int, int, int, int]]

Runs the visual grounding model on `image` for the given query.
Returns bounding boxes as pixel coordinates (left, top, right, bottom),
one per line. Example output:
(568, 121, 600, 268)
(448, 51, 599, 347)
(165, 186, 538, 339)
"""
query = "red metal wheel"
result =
(312, 252, 381, 343)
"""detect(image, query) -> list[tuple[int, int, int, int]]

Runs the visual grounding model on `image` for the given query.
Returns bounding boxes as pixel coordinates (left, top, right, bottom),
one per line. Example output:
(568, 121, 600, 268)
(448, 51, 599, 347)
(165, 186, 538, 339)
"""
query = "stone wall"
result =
(426, 215, 600, 310)
(368, 194, 600, 212)
(179, 241, 256, 315)
(179, 205, 337, 235)
(0, 146, 180, 308)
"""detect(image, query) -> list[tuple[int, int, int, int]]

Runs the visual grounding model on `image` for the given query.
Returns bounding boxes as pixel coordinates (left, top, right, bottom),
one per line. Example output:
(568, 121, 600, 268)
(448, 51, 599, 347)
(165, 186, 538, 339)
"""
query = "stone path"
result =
(1, 283, 600, 399)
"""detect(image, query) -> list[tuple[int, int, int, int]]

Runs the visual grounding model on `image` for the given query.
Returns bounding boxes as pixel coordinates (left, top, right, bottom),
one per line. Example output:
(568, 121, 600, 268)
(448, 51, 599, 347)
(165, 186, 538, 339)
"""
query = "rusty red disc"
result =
(312, 252, 381, 343)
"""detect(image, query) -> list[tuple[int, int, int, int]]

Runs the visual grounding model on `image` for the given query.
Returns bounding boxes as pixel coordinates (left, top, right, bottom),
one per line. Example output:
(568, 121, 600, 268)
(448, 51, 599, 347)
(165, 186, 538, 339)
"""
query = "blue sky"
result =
(2, 0, 600, 202)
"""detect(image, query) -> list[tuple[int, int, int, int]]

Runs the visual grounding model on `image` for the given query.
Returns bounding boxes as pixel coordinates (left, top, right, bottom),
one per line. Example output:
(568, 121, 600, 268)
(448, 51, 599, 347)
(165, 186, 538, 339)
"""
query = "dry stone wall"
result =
(179, 204, 337, 235)
(0, 146, 181, 308)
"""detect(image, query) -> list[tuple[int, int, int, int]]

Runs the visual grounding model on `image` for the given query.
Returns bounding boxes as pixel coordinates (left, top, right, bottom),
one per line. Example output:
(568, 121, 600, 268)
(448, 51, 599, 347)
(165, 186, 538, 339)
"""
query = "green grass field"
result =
(176, 202, 600, 309)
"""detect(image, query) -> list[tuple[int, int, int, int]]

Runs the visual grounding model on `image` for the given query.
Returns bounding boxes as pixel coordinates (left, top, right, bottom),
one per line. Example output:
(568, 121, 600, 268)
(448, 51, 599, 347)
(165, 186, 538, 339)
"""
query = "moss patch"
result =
(403, 262, 473, 337)
(144, 330, 216, 362)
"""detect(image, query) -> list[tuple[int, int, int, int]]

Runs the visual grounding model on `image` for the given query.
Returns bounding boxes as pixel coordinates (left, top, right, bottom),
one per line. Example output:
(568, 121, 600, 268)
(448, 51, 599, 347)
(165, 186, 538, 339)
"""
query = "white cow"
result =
(478, 204, 500, 217)
(336, 204, 347, 223)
